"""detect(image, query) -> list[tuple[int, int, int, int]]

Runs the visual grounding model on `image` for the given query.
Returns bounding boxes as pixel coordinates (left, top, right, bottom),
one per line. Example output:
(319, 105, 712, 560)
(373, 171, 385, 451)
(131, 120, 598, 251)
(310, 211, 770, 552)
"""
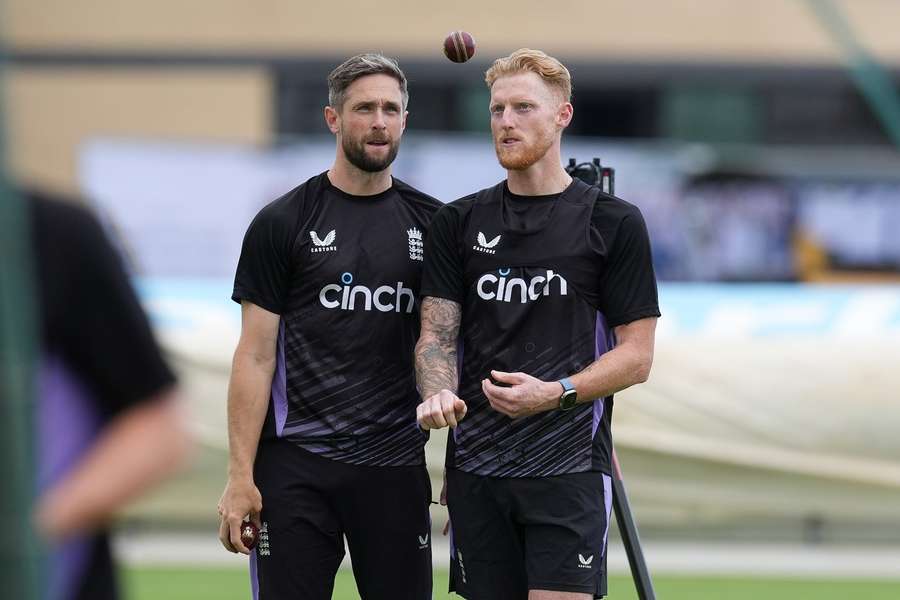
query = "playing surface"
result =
(124, 567, 899, 599)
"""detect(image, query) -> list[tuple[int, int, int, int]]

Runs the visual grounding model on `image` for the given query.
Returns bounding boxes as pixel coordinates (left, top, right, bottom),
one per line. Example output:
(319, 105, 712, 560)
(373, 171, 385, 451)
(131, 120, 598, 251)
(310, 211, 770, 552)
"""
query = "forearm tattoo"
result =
(415, 297, 461, 399)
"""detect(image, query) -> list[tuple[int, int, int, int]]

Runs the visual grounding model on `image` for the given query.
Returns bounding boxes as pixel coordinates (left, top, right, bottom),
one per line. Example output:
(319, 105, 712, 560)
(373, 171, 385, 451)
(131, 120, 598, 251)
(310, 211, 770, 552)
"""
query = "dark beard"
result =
(343, 135, 400, 173)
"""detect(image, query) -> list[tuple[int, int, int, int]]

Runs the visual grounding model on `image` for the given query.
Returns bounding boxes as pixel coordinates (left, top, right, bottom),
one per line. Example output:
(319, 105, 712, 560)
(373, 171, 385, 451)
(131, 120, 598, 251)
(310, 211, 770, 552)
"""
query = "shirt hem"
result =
(605, 306, 660, 328)
(231, 290, 283, 315)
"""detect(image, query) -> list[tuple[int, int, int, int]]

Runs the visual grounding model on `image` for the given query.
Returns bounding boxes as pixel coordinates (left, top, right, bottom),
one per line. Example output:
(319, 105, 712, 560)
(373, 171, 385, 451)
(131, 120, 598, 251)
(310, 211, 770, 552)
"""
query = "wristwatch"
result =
(557, 377, 578, 411)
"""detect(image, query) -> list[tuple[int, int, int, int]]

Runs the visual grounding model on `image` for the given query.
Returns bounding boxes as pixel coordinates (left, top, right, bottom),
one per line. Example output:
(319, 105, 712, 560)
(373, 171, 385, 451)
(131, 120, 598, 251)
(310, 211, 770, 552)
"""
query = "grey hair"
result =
(327, 53, 409, 111)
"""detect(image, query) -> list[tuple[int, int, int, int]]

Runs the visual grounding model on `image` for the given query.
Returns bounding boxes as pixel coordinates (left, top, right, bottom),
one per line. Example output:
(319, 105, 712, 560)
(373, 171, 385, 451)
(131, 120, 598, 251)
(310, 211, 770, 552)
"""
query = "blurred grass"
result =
(124, 567, 900, 599)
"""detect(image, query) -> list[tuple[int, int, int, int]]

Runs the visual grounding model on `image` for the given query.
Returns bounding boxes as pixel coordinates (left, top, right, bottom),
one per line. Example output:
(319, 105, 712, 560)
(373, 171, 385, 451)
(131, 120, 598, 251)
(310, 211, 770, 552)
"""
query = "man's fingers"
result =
(431, 407, 449, 429)
(483, 383, 516, 417)
(441, 394, 459, 428)
(432, 395, 453, 428)
(490, 370, 526, 385)
(228, 516, 250, 555)
(443, 519, 451, 536)
(418, 400, 440, 430)
(420, 398, 449, 429)
(418, 392, 466, 431)
(219, 518, 236, 553)
(454, 398, 467, 421)
(218, 519, 231, 552)
(417, 403, 433, 430)
(482, 378, 512, 402)
(442, 392, 467, 428)
(481, 378, 494, 399)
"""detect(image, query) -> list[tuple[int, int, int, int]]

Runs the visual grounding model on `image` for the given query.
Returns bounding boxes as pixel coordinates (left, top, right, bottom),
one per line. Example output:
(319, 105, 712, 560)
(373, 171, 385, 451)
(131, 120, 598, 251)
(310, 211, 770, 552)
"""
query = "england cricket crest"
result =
(407, 227, 423, 261)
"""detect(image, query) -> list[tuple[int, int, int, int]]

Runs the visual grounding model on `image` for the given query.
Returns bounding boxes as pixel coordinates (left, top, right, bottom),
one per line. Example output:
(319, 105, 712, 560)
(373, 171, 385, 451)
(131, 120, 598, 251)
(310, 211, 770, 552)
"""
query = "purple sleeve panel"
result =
(272, 319, 288, 437)
(36, 354, 102, 600)
(36, 354, 102, 494)
(592, 313, 615, 438)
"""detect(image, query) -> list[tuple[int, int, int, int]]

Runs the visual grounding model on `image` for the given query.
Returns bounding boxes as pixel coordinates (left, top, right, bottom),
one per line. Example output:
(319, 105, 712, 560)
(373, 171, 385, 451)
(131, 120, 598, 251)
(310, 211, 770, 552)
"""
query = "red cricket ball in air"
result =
(444, 31, 476, 63)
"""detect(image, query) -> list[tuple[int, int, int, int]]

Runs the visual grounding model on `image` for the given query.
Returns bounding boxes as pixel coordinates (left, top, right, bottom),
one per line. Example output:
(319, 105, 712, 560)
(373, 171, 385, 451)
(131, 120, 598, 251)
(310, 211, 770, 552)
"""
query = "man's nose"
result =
(372, 108, 387, 129)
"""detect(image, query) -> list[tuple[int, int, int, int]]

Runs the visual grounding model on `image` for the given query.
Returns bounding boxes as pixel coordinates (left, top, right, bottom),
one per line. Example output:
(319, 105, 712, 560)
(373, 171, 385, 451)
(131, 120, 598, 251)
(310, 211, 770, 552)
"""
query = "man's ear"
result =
(324, 105, 341, 134)
(557, 102, 574, 129)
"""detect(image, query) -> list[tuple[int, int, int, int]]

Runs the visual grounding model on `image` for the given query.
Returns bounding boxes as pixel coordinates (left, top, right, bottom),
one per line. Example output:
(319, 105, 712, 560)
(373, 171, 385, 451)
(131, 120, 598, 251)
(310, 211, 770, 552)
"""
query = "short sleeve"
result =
(231, 196, 298, 314)
(595, 205, 661, 328)
(33, 197, 176, 416)
(420, 203, 465, 303)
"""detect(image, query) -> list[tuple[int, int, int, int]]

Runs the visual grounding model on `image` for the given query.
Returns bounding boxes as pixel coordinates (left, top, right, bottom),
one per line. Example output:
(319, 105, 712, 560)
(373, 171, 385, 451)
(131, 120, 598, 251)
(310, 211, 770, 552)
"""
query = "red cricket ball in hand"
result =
(240, 521, 259, 551)
(444, 31, 476, 63)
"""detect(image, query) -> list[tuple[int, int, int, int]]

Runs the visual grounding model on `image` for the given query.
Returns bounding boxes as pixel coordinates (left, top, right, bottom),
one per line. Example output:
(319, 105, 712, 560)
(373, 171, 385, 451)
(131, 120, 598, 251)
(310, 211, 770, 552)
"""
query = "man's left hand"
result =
(481, 370, 562, 418)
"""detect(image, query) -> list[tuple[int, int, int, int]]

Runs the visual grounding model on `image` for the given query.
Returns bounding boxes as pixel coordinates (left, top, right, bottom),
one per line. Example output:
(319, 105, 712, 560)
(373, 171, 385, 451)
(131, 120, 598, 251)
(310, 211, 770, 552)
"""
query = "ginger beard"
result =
(493, 118, 556, 171)
(342, 129, 400, 173)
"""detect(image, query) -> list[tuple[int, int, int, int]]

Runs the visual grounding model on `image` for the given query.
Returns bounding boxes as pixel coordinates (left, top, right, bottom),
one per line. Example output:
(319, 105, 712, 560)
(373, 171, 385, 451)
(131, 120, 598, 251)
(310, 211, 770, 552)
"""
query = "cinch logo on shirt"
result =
(473, 231, 501, 254)
(310, 230, 337, 253)
(319, 272, 415, 313)
(476, 269, 568, 303)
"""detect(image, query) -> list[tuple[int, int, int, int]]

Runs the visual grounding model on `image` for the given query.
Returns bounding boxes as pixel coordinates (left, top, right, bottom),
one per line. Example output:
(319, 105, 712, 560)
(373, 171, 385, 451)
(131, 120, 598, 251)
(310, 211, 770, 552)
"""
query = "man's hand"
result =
(482, 370, 562, 418)
(417, 389, 467, 430)
(217, 476, 263, 555)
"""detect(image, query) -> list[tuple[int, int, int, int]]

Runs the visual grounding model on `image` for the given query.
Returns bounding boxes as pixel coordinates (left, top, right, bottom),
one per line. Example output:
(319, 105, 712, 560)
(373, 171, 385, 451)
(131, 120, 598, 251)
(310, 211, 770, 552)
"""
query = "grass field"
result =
(124, 567, 900, 599)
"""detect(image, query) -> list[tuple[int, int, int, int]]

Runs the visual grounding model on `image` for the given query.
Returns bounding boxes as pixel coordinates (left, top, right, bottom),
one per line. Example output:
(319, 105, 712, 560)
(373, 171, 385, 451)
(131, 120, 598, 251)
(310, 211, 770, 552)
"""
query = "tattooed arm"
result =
(416, 296, 461, 397)
(415, 296, 467, 430)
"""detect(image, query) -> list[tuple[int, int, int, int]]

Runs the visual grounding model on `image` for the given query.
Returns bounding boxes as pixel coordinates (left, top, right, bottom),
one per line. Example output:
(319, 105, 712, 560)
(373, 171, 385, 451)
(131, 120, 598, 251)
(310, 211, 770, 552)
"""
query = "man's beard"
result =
(494, 127, 555, 171)
(343, 134, 400, 173)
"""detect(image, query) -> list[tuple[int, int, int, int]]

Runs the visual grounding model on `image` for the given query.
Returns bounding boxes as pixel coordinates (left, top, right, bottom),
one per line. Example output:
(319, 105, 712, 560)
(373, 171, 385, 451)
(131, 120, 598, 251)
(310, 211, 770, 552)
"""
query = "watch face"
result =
(560, 389, 578, 410)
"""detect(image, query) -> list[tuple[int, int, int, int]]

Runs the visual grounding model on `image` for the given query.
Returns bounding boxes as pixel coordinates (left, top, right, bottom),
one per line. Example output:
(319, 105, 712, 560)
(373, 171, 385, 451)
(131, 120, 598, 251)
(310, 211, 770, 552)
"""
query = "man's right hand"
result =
(417, 389, 467, 430)
(217, 475, 263, 555)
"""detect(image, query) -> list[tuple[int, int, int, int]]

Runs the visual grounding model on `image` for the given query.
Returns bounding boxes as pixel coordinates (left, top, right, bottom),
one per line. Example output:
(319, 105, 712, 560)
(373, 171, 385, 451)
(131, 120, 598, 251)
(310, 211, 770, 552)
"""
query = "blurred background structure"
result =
(3, 0, 900, 595)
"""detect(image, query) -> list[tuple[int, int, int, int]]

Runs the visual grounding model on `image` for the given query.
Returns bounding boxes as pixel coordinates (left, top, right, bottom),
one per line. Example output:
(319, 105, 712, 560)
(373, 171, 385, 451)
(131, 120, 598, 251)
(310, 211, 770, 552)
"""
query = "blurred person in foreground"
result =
(415, 49, 660, 599)
(217, 53, 440, 599)
(1, 186, 190, 600)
